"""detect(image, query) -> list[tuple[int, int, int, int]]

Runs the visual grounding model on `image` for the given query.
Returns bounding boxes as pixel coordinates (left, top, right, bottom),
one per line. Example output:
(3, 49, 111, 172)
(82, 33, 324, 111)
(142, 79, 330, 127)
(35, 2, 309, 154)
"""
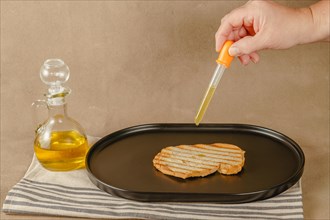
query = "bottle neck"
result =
(48, 103, 68, 117)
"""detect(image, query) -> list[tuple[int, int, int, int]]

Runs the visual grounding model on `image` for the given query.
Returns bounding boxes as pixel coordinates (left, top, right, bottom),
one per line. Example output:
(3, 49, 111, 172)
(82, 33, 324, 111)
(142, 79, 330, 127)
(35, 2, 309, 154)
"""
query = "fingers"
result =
(216, 1, 266, 56)
(243, 16, 255, 36)
(238, 52, 260, 65)
(215, 22, 233, 52)
(249, 52, 260, 63)
(238, 55, 251, 65)
(228, 35, 265, 56)
(215, 7, 248, 51)
(215, 1, 264, 65)
(238, 27, 248, 38)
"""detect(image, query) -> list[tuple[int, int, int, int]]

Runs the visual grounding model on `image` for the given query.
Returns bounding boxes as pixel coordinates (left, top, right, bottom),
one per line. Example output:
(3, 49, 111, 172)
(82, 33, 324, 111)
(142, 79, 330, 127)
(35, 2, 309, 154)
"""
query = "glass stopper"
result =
(40, 59, 70, 94)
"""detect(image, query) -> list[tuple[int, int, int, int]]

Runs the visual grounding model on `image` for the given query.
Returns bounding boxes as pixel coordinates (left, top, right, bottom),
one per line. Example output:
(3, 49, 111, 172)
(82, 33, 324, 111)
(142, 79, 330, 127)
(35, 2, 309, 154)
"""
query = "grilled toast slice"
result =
(153, 143, 245, 179)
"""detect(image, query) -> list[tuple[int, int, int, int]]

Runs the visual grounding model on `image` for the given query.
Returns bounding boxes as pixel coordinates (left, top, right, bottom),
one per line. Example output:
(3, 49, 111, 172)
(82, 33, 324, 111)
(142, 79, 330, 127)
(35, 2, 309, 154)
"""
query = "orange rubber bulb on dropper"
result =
(216, 40, 234, 68)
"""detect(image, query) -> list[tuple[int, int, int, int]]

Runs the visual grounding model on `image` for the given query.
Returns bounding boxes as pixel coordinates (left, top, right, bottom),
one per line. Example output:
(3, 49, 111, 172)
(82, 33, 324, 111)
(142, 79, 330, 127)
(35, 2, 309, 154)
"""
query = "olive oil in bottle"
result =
(34, 130, 88, 171)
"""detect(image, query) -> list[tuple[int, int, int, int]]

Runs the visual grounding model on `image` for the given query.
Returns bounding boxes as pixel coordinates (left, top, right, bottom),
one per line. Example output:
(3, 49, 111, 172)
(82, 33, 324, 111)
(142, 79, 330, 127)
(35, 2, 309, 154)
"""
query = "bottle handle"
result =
(31, 100, 48, 134)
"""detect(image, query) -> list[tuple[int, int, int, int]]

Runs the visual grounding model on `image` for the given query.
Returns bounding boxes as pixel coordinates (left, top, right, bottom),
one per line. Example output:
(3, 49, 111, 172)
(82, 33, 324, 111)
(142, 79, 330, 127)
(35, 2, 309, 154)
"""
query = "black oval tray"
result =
(86, 123, 304, 203)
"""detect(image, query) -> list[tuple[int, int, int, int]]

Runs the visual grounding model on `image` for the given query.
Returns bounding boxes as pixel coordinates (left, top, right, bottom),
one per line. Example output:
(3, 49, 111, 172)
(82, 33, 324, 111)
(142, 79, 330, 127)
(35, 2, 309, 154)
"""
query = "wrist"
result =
(295, 7, 316, 45)
(309, 0, 330, 42)
(297, 1, 330, 44)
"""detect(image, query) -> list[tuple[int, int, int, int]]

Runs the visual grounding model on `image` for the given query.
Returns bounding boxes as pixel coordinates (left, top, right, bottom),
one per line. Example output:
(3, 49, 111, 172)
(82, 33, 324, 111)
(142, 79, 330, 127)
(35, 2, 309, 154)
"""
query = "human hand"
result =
(215, 0, 315, 65)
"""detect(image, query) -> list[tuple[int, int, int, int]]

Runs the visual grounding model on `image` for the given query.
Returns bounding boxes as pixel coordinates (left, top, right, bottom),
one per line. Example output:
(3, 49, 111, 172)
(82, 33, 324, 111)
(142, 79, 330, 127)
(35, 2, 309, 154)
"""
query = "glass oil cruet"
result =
(32, 59, 89, 171)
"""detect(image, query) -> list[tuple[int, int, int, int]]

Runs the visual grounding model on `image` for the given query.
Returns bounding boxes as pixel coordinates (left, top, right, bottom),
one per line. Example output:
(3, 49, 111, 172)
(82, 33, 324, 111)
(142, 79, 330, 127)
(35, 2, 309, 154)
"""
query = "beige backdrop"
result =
(1, 1, 329, 219)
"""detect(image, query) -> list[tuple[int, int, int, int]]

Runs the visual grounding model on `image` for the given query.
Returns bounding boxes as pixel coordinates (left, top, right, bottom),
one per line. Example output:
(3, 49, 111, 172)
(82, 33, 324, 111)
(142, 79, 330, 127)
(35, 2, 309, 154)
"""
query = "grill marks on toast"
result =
(153, 143, 245, 179)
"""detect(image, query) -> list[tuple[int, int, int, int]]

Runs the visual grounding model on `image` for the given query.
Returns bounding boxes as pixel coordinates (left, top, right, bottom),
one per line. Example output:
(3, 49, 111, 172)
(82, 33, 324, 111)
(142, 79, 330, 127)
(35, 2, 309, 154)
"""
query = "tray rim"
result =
(86, 123, 305, 203)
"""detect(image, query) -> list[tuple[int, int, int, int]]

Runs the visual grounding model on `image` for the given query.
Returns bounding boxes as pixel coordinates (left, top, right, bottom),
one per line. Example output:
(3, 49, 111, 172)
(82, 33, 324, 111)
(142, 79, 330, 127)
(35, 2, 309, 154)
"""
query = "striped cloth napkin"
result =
(2, 137, 304, 220)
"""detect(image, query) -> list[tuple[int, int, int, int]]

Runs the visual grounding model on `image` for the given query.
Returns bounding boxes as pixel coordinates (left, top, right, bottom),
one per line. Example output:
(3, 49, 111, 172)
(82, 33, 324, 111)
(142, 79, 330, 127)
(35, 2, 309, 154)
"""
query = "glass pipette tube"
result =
(194, 64, 226, 125)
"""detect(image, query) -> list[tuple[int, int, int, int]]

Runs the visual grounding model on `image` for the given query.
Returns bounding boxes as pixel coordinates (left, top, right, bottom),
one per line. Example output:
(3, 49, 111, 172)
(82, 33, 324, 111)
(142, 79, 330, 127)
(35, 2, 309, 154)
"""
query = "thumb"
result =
(229, 35, 265, 56)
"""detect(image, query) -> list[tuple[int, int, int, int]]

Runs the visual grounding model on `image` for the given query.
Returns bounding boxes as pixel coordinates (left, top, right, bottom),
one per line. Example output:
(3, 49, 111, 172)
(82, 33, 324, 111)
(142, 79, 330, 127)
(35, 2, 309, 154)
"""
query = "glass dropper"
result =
(194, 40, 235, 126)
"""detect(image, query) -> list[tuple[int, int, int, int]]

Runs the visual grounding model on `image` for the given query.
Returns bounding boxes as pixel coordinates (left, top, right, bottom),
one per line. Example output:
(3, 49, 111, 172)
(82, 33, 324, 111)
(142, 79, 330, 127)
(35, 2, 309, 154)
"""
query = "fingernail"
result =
(251, 57, 258, 64)
(229, 46, 240, 56)
(242, 60, 249, 66)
